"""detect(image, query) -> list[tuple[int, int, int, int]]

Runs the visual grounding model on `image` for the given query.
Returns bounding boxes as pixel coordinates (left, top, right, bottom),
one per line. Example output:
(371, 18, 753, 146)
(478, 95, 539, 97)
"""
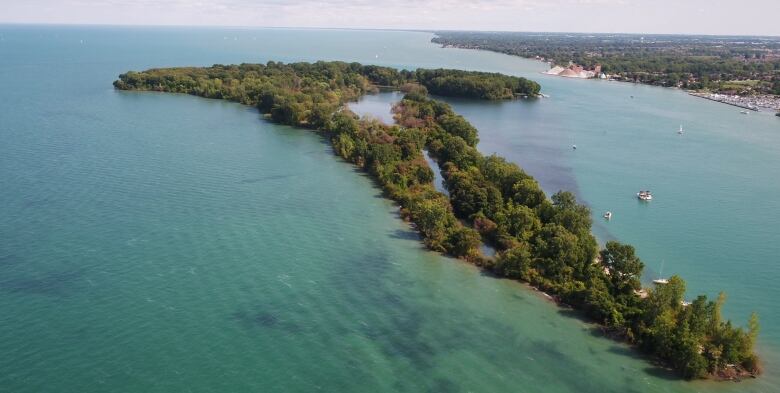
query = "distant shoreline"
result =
(687, 92, 780, 112)
(435, 38, 780, 112)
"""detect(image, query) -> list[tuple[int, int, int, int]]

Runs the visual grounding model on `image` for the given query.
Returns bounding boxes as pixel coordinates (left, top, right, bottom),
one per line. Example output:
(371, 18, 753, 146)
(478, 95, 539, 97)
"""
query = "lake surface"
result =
(1, 25, 779, 392)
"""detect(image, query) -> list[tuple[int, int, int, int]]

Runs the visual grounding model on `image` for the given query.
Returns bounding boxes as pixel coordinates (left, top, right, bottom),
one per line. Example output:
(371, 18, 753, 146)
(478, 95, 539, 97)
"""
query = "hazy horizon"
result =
(2, 0, 779, 37)
(3, 22, 780, 38)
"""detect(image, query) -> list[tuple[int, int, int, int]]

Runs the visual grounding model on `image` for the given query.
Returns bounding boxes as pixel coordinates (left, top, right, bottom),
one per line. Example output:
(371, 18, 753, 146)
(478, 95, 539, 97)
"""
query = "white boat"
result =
(678, 125, 684, 135)
(637, 190, 653, 201)
(572, 144, 577, 150)
(740, 110, 749, 115)
(653, 260, 668, 285)
(603, 211, 612, 220)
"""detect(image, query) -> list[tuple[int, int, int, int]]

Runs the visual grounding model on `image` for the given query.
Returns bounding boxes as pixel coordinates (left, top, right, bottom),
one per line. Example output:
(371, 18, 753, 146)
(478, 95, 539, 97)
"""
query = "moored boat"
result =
(637, 190, 653, 201)
(653, 260, 668, 285)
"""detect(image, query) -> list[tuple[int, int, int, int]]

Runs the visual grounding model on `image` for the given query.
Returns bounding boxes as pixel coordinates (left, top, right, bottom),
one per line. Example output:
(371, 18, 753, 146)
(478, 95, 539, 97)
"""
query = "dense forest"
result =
(112, 62, 540, 108)
(114, 61, 760, 379)
(432, 32, 780, 95)
(415, 68, 540, 99)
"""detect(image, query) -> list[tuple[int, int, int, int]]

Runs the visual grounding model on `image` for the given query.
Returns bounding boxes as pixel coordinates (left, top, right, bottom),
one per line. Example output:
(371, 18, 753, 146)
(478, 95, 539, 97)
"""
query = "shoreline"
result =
(687, 92, 780, 112)
(688, 92, 757, 111)
(436, 40, 780, 112)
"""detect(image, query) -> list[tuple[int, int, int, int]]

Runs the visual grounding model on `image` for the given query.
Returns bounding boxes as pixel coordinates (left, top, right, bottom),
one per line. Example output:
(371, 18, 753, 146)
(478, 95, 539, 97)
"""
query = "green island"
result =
(114, 61, 759, 380)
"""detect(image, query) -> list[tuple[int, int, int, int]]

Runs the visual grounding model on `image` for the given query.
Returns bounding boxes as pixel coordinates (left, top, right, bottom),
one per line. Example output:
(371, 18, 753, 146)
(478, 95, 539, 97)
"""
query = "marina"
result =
(689, 92, 780, 112)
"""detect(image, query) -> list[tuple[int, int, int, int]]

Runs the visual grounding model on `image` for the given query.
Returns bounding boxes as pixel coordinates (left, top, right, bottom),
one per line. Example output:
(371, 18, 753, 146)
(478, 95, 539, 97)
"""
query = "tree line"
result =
(114, 61, 760, 379)
(113, 61, 540, 110)
(432, 32, 780, 95)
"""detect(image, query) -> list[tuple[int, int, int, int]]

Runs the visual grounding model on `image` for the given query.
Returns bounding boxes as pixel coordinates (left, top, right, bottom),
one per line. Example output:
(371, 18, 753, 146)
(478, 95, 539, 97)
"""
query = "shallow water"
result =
(1, 25, 779, 392)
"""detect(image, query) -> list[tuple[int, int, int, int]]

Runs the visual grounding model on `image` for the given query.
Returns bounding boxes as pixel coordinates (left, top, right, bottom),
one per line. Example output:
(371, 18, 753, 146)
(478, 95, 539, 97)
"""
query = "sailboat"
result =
(677, 125, 684, 135)
(653, 260, 669, 285)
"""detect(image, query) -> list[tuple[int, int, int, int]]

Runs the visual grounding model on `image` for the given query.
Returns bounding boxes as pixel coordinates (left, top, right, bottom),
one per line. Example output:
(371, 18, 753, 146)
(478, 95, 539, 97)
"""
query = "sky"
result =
(1, 0, 779, 36)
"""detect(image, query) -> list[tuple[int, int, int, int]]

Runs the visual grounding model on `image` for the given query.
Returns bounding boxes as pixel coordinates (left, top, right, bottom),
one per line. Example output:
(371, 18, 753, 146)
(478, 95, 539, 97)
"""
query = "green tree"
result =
(511, 178, 545, 208)
(600, 241, 644, 295)
(494, 243, 533, 279)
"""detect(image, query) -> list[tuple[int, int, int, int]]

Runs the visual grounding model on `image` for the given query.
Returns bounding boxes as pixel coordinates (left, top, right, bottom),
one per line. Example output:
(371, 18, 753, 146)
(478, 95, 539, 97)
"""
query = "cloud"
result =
(62, 0, 624, 14)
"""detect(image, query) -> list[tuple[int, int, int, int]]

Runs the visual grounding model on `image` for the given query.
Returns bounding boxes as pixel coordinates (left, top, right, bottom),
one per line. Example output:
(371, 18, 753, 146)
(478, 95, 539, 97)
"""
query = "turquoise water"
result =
(1, 25, 779, 392)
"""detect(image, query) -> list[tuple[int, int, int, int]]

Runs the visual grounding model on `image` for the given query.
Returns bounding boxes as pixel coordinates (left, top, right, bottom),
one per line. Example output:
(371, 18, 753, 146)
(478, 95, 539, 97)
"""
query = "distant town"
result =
(541, 62, 780, 112)
(434, 32, 780, 113)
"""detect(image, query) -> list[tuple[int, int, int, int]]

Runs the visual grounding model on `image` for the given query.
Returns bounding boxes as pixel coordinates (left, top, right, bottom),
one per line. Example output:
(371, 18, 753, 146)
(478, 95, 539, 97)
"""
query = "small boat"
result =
(603, 211, 613, 220)
(637, 190, 653, 201)
(678, 125, 684, 135)
(653, 260, 668, 285)
(572, 144, 577, 150)
(740, 110, 749, 115)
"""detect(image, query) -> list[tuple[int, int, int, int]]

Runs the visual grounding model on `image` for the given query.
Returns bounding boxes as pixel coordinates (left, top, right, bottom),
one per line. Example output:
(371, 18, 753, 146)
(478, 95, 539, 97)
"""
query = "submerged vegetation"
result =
(115, 61, 759, 379)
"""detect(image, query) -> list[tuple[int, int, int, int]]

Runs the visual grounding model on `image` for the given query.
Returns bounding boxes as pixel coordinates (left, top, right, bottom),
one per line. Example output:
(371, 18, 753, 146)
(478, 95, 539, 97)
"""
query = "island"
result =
(432, 31, 780, 111)
(114, 61, 760, 380)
